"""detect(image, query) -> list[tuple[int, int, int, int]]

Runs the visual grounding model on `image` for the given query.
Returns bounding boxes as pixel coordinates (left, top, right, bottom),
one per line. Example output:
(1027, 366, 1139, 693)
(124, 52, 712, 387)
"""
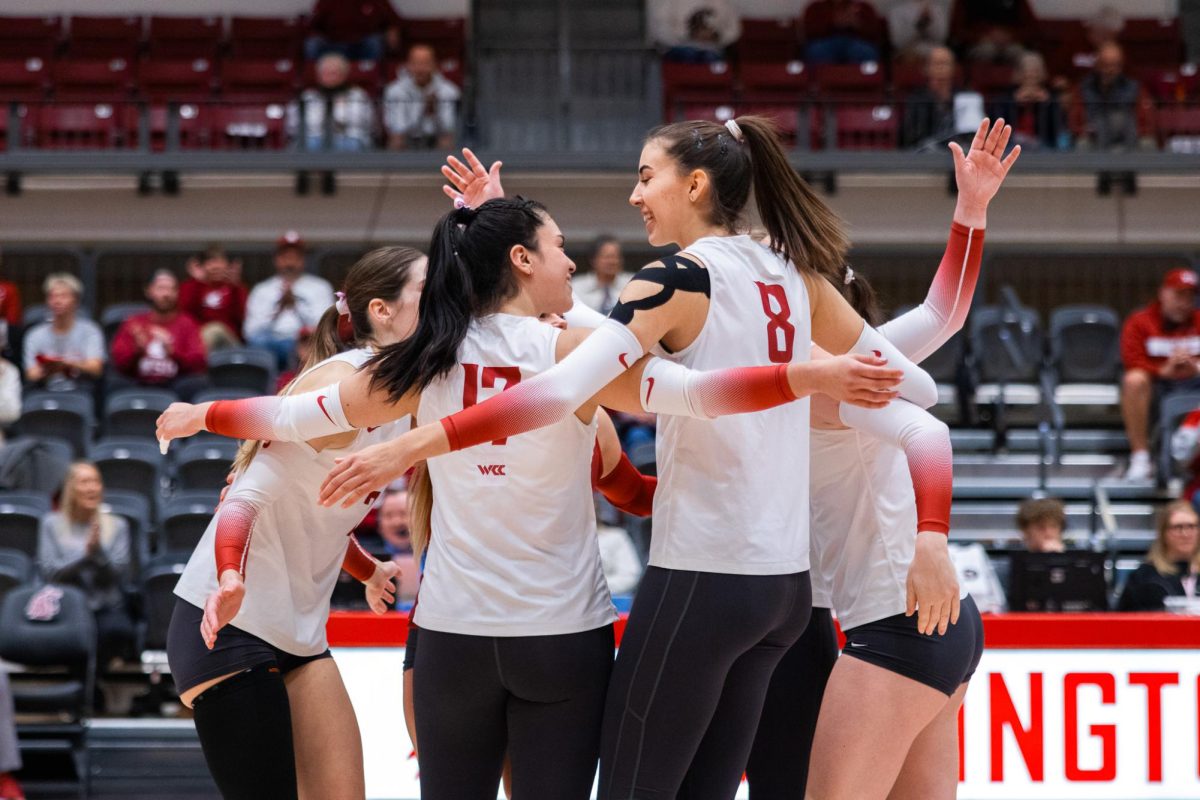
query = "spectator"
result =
(888, 0, 951, 65)
(0, 673, 20, 800)
(989, 51, 1066, 151)
(572, 236, 630, 316)
(597, 523, 644, 595)
(0, 327, 20, 446)
(803, 0, 883, 65)
(648, 0, 741, 63)
(288, 52, 377, 152)
(1078, 42, 1147, 151)
(178, 246, 247, 351)
(244, 232, 334, 369)
(274, 325, 315, 392)
(1117, 499, 1200, 611)
(37, 461, 134, 668)
(1119, 268, 1200, 481)
(0, 250, 22, 358)
(950, 0, 1036, 65)
(110, 270, 208, 401)
(901, 45, 983, 149)
(376, 488, 414, 558)
(384, 44, 461, 151)
(1016, 496, 1067, 553)
(22, 273, 104, 392)
(305, 0, 402, 62)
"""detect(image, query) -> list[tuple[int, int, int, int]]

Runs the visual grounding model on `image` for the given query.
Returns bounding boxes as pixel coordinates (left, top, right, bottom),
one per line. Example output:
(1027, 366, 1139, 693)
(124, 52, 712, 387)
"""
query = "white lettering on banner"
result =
(1145, 335, 1200, 358)
(333, 648, 1200, 800)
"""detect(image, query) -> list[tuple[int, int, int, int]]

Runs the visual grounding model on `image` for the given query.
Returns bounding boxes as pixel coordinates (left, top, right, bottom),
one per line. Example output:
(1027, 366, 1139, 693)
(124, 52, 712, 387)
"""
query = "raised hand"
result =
(156, 402, 208, 447)
(950, 118, 1022, 225)
(441, 148, 504, 208)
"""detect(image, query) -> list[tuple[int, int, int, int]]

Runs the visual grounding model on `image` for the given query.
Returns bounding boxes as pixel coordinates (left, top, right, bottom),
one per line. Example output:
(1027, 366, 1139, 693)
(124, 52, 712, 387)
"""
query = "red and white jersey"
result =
(650, 234, 812, 575)
(413, 313, 615, 637)
(174, 348, 409, 656)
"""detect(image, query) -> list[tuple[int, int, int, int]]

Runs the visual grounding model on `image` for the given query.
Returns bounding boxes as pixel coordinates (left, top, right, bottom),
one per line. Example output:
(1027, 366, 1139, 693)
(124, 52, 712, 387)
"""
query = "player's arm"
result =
(591, 409, 656, 517)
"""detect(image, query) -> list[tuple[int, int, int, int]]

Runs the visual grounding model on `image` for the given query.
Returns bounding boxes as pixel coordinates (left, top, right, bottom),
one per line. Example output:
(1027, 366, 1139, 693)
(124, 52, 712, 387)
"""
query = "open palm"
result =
(950, 118, 1021, 210)
(441, 148, 504, 208)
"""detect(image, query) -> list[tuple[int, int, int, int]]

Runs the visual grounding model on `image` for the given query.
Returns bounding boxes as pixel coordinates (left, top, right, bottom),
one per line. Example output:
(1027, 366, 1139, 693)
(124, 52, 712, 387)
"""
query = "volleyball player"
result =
(165, 247, 424, 800)
(157, 187, 911, 798)
(229, 117, 940, 799)
(747, 118, 1019, 800)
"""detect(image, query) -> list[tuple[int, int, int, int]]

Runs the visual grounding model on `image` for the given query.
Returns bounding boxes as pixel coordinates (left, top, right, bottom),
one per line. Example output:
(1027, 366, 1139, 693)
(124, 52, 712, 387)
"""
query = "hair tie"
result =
(724, 118, 744, 143)
(334, 291, 350, 317)
(453, 196, 469, 210)
(843, 266, 855, 285)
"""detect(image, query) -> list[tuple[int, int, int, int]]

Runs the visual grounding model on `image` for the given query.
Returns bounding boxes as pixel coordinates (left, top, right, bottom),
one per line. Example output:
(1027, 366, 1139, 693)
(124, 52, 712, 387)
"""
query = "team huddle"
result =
(155, 115, 1020, 800)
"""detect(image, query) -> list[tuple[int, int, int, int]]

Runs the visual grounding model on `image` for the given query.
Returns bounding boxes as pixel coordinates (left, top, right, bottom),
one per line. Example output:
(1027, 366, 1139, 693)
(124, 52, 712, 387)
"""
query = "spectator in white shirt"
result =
(243, 232, 335, 368)
(288, 52, 376, 152)
(22, 273, 105, 392)
(649, 0, 741, 63)
(571, 235, 631, 316)
(0, 327, 20, 445)
(384, 44, 461, 151)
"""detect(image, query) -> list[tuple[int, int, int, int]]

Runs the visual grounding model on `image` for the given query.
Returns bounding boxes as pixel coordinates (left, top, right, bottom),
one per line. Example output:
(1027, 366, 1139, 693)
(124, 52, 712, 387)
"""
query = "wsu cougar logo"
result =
(477, 464, 507, 476)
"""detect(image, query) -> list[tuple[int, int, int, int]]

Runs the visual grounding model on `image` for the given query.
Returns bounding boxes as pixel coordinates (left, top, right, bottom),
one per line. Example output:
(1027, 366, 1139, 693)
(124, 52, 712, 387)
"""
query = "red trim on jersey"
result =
(341, 533, 377, 582)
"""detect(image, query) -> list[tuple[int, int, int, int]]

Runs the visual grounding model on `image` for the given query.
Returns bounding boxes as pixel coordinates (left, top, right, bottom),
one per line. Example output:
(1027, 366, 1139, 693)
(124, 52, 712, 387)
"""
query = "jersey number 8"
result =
(754, 281, 795, 363)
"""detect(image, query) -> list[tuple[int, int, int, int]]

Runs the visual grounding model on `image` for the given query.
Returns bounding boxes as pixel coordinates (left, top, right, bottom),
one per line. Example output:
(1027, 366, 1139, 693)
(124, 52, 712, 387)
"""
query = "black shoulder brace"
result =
(609, 253, 710, 325)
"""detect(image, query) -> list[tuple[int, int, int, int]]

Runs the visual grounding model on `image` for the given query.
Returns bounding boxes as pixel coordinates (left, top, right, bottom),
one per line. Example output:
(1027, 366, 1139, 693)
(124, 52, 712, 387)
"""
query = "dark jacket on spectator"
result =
(1117, 561, 1196, 611)
(989, 92, 1064, 149)
(1079, 72, 1142, 148)
(902, 85, 958, 147)
(310, 0, 402, 43)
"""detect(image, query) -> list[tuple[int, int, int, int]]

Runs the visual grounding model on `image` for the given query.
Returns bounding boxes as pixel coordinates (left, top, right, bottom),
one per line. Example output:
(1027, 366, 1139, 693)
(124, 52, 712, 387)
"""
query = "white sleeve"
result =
(564, 294, 609, 328)
(851, 324, 939, 409)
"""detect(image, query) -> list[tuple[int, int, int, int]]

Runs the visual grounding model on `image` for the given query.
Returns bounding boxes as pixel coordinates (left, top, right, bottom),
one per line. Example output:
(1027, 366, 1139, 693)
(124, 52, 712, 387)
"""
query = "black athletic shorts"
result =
(403, 622, 419, 672)
(166, 599, 332, 695)
(840, 594, 983, 696)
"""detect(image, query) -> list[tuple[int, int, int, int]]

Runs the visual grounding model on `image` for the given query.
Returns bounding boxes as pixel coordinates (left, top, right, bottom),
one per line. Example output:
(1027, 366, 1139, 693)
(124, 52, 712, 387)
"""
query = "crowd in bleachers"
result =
(658, 1, 1199, 152)
(0, 3, 465, 152)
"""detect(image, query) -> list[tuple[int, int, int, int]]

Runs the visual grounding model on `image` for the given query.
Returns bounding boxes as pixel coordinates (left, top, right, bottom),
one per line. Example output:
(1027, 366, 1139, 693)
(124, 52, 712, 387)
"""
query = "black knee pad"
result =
(192, 664, 299, 800)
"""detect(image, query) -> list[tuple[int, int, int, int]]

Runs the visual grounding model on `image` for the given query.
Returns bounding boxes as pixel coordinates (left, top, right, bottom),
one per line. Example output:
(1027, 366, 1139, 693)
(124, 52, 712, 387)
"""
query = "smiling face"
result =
(69, 463, 104, 518)
(630, 140, 697, 248)
(1164, 506, 1200, 562)
(514, 212, 575, 315)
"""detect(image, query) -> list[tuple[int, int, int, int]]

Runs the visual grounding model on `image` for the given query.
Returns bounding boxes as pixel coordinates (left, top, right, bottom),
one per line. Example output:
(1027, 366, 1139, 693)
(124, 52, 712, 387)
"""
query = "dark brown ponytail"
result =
(646, 115, 850, 282)
(836, 266, 884, 327)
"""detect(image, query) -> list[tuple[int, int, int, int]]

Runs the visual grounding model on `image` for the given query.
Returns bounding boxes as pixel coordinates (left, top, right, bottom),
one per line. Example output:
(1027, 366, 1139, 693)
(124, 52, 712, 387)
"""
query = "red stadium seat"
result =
(739, 102, 805, 147)
(52, 57, 134, 102)
(138, 58, 216, 103)
(122, 103, 210, 151)
(147, 16, 223, 59)
(1155, 105, 1200, 150)
(969, 62, 1014, 98)
(228, 16, 303, 59)
(662, 60, 735, 118)
(403, 18, 466, 62)
(219, 57, 298, 103)
(209, 103, 287, 150)
(0, 57, 50, 102)
(302, 59, 383, 96)
(676, 101, 738, 124)
(65, 15, 142, 60)
(739, 60, 809, 100)
(810, 62, 885, 100)
(0, 16, 62, 59)
(1122, 18, 1185, 66)
(35, 103, 122, 149)
(1036, 19, 1089, 78)
(833, 103, 898, 150)
(734, 18, 802, 63)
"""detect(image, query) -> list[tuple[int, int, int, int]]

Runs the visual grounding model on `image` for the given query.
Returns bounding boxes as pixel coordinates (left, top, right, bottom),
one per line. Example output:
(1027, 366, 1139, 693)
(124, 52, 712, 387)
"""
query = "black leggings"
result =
(599, 567, 812, 800)
(745, 606, 839, 799)
(413, 623, 615, 800)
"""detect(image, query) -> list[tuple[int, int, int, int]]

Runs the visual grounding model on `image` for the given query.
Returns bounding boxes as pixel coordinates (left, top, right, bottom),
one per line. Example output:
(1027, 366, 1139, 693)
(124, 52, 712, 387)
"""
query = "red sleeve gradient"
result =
(214, 499, 258, 577)
(341, 534, 377, 582)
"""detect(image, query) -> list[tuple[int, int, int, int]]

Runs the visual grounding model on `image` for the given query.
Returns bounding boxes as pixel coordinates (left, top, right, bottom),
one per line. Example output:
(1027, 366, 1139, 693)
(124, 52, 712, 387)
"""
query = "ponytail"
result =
(646, 115, 850, 282)
(837, 266, 884, 327)
(368, 197, 547, 403)
(738, 116, 850, 282)
(408, 461, 432, 562)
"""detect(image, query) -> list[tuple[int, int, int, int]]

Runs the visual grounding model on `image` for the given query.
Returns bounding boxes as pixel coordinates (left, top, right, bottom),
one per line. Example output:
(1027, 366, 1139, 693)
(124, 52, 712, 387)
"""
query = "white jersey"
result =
(174, 349, 409, 656)
(413, 313, 615, 637)
(650, 234, 812, 575)
(810, 427, 967, 629)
